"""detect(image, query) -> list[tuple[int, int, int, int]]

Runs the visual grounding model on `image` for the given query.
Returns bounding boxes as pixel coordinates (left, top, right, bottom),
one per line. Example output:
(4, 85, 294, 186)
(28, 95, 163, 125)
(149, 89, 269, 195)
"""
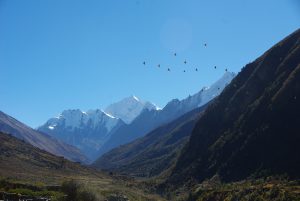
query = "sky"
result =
(0, 0, 299, 128)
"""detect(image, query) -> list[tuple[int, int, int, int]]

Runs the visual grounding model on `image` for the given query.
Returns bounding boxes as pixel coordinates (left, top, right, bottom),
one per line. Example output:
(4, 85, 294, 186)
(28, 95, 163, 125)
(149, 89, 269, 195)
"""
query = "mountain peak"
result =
(163, 72, 236, 113)
(104, 96, 159, 124)
(60, 109, 84, 117)
(38, 108, 124, 160)
(132, 95, 140, 102)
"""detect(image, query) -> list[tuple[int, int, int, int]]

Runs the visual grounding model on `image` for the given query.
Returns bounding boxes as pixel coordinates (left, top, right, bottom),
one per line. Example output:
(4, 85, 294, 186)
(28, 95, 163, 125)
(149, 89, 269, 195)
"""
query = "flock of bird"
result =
(142, 43, 229, 73)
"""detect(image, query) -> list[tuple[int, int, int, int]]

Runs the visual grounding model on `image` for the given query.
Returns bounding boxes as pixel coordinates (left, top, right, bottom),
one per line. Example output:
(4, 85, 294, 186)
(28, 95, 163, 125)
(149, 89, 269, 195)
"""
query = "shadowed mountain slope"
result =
(0, 111, 88, 163)
(93, 103, 210, 177)
(166, 29, 300, 188)
(0, 131, 100, 182)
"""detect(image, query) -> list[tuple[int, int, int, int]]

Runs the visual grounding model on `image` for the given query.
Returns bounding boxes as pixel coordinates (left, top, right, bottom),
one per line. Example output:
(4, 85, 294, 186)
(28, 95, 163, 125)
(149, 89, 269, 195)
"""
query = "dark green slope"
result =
(93, 104, 209, 177)
(167, 29, 300, 186)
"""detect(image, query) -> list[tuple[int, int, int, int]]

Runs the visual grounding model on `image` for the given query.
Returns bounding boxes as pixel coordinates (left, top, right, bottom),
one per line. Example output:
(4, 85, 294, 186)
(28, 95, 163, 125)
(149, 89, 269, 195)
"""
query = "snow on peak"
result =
(43, 108, 120, 133)
(132, 95, 140, 102)
(48, 125, 55, 130)
(104, 96, 160, 124)
(41, 95, 160, 133)
(101, 110, 117, 119)
(163, 71, 236, 111)
(195, 71, 236, 106)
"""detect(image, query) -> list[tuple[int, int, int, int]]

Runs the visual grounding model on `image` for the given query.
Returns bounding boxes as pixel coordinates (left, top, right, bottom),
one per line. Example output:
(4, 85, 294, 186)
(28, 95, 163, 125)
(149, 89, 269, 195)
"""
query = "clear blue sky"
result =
(0, 0, 299, 128)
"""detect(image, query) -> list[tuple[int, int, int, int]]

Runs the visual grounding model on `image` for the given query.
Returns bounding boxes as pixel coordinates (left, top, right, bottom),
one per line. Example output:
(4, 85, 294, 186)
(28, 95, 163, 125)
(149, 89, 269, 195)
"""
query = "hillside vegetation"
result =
(0, 132, 165, 201)
(167, 28, 300, 188)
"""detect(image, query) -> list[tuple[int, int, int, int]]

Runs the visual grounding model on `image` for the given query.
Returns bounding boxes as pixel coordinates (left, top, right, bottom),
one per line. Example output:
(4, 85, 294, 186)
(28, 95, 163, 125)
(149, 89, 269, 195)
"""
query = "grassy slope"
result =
(0, 132, 165, 201)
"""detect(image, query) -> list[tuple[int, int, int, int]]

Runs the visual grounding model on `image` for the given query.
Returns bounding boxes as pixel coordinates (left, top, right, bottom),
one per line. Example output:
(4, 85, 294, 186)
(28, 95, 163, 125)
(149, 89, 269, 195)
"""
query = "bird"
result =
(195, 68, 198, 71)
(157, 64, 160, 68)
(174, 53, 177, 56)
(214, 66, 217, 69)
(184, 60, 187, 64)
(218, 87, 220, 90)
(225, 68, 228, 72)
(204, 43, 207, 47)
(183, 70, 186, 73)
(167, 68, 171, 72)
(143, 61, 146, 65)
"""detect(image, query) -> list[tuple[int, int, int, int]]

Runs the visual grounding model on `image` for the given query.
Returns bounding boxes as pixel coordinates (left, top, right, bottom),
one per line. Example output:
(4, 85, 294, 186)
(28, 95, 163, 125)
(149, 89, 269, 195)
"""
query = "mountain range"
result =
(38, 97, 160, 160)
(38, 72, 235, 161)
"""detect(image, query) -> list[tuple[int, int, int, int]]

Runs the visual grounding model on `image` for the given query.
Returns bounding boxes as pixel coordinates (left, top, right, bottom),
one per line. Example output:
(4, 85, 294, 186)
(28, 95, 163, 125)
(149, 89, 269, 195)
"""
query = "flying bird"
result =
(183, 70, 186, 73)
(174, 53, 177, 56)
(143, 61, 146, 65)
(167, 68, 171, 72)
(214, 66, 217, 69)
(204, 43, 207, 47)
(225, 68, 228, 72)
(184, 60, 187, 64)
(195, 68, 198, 71)
(158, 64, 160, 68)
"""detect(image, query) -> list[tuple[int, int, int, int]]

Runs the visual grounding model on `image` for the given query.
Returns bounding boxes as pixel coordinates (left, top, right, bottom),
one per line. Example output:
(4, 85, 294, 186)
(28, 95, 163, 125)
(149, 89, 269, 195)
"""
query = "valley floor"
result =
(1, 170, 300, 201)
(0, 173, 166, 201)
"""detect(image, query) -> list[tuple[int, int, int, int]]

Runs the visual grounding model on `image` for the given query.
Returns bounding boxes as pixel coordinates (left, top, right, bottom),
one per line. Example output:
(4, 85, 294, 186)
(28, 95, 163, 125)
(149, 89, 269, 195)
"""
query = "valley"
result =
(0, 1, 299, 200)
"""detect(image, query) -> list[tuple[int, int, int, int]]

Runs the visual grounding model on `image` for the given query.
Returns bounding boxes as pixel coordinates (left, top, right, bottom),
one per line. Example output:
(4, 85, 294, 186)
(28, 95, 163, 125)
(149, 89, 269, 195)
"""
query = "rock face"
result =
(104, 96, 160, 124)
(38, 109, 125, 160)
(95, 72, 235, 157)
(0, 111, 88, 163)
(167, 29, 300, 187)
(37, 96, 160, 161)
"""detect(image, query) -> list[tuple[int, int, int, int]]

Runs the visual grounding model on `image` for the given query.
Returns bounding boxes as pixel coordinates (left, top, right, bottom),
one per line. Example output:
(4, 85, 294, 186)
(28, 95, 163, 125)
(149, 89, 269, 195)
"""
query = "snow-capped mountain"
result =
(45, 109, 120, 133)
(104, 96, 160, 124)
(39, 72, 235, 161)
(96, 72, 236, 157)
(38, 96, 159, 161)
(162, 71, 236, 115)
(38, 109, 125, 160)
